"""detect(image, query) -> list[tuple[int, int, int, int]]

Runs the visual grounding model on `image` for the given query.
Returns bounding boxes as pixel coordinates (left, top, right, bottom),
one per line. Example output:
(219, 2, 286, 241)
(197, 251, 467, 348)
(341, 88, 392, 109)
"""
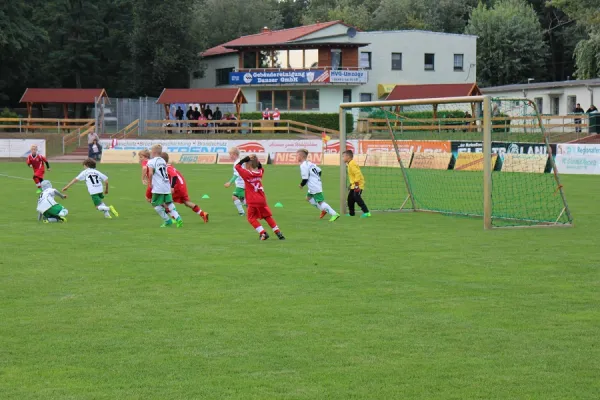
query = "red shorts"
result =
(145, 186, 152, 201)
(248, 205, 272, 220)
(34, 170, 45, 179)
(172, 189, 189, 204)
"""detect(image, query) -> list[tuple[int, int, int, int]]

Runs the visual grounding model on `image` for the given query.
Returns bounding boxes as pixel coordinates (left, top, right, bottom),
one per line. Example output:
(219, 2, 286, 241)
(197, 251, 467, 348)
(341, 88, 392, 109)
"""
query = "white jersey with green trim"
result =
(37, 188, 59, 213)
(300, 160, 323, 194)
(147, 156, 171, 194)
(233, 158, 245, 189)
(76, 168, 108, 195)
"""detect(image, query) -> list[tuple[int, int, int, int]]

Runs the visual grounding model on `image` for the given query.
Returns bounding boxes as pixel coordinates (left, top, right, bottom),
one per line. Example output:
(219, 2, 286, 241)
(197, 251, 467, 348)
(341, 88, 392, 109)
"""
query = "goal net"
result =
(338, 95, 573, 229)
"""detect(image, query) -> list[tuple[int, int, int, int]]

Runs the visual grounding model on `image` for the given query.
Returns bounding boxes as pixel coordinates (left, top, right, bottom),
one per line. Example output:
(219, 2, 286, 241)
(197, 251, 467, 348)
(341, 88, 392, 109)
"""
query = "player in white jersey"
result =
(62, 158, 119, 219)
(297, 149, 339, 222)
(223, 147, 247, 215)
(147, 144, 182, 227)
(37, 180, 69, 223)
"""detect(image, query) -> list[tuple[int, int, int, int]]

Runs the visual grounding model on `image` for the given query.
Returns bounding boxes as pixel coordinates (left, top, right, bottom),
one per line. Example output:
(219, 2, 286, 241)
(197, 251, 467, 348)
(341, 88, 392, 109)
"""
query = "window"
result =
(391, 53, 402, 70)
(551, 96, 560, 115)
(424, 53, 435, 71)
(360, 52, 372, 69)
(243, 52, 257, 69)
(331, 49, 342, 70)
(304, 49, 319, 69)
(273, 50, 288, 69)
(305, 90, 320, 110)
(258, 51, 271, 68)
(256, 90, 319, 110)
(288, 50, 304, 69)
(216, 67, 234, 86)
(567, 96, 577, 113)
(343, 89, 352, 103)
(360, 93, 372, 102)
(453, 54, 464, 71)
(535, 97, 543, 114)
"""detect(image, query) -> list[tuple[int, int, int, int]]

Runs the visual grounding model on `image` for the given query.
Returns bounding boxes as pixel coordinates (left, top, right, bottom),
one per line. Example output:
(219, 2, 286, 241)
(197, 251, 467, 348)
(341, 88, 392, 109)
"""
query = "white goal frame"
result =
(338, 95, 572, 230)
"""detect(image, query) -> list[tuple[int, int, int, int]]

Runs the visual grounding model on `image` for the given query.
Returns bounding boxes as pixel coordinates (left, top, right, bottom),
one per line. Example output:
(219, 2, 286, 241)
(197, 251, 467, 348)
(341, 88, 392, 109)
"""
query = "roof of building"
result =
(482, 79, 600, 93)
(386, 83, 481, 101)
(156, 88, 247, 104)
(202, 21, 351, 57)
(20, 88, 108, 104)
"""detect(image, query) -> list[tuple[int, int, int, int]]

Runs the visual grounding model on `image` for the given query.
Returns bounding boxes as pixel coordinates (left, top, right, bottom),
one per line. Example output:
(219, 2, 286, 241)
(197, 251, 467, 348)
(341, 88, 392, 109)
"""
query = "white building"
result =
(191, 21, 477, 113)
(482, 79, 600, 115)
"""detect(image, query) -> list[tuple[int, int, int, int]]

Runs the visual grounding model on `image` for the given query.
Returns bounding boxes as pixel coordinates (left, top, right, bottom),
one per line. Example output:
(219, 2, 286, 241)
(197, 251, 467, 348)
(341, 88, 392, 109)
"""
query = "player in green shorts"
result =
(63, 158, 119, 219)
(37, 180, 69, 223)
(297, 149, 339, 222)
(224, 147, 247, 216)
(147, 144, 182, 227)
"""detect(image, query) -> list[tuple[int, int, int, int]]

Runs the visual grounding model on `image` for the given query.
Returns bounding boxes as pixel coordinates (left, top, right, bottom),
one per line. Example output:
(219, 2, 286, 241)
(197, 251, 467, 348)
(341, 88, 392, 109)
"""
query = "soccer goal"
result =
(337, 95, 573, 229)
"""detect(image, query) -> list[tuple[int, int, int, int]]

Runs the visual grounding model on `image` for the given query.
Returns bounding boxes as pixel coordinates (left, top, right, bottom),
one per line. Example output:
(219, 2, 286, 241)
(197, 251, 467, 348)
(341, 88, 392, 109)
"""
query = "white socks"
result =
(308, 198, 319, 208)
(58, 209, 69, 217)
(319, 201, 337, 216)
(255, 226, 264, 233)
(166, 203, 180, 220)
(154, 205, 170, 221)
(234, 199, 244, 214)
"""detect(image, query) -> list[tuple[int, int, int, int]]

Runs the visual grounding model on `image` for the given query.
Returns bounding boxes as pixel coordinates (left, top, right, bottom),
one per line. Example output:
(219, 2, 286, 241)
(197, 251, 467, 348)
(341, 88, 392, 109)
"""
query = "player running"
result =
(37, 180, 68, 223)
(296, 149, 339, 222)
(26, 145, 50, 193)
(223, 147, 246, 216)
(62, 158, 119, 219)
(147, 145, 182, 228)
(235, 155, 285, 241)
(160, 152, 209, 223)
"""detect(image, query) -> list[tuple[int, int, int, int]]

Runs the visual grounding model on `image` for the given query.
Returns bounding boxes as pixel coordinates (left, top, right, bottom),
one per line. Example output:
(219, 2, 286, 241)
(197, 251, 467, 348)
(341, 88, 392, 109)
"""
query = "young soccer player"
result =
(26, 145, 50, 193)
(147, 145, 182, 228)
(235, 155, 285, 241)
(138, 149, 152, 202)
(297, 149, 339, 222)
(37, 180, 68, 223)
(62, 158, 119, 219)
(160, 152, 209, 223)
(343, 150, 371, 218)
(223, 147, 246, 215)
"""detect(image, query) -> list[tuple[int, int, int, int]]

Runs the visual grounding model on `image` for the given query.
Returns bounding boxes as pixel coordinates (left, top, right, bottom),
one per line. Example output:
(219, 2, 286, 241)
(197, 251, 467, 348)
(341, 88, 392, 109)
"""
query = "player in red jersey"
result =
(26, 145, 50, 193)
(235, 155, 285, 240)
(160, 152, 209, 223)
(138, 149, 153, 202)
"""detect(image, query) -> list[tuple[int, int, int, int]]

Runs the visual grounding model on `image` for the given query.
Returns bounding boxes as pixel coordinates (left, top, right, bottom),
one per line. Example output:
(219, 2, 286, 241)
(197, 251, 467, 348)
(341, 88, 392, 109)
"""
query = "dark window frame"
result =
(391, 53, 402, 71)
(424, 53, 435, 71)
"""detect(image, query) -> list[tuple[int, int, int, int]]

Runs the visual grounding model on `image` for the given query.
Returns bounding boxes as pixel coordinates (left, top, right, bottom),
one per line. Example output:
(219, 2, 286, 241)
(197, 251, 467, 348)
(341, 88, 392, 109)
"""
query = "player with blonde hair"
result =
(138, 149, 152, 202)
(147, 144, 182, 227)
(223, 146, 247, 215)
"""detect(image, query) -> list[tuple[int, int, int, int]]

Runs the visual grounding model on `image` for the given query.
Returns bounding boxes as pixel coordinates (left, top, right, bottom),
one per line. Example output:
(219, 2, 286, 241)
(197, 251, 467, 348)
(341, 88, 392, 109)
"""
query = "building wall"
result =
(240, 86, 344, 113)
(482, 86, 599, 115)
(192, 54, 238, 89)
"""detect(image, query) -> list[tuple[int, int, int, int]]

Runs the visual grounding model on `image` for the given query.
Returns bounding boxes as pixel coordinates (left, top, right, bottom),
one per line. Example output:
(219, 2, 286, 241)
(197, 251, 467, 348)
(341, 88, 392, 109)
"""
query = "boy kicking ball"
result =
(343, 150, 371, 218)
(63, 158, 119, 218)
(297, 149, 339, 222)
(37, 180, 68, 223)
(235, 155, 285, 241)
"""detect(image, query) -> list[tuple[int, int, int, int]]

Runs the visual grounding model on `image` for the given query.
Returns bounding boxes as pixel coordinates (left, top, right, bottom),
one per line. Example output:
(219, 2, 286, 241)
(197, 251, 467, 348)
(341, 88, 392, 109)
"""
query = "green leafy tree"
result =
(466, 0, 548, 86)
(372, 0, 427, 30)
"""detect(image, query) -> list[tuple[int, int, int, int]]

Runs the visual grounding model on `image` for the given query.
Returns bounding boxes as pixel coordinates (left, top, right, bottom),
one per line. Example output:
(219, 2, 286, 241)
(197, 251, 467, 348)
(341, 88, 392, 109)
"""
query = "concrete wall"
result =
(192, 54, 238, 89)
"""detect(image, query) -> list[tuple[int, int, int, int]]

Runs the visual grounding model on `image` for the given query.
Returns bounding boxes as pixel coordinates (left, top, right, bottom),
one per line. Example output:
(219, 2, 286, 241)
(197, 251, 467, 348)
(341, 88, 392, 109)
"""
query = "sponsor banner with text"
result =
(0, 139, 46, 158)
(273, 152, 322, 165)
(170, 153, 218, 164)
(555, 143, 600, 174)
(100, 139, 229, 154)
(101, 149, 140, 164)
(217, 153, 269, 165)
(360, 140, 451, 154)
(451, 141, 556, 161)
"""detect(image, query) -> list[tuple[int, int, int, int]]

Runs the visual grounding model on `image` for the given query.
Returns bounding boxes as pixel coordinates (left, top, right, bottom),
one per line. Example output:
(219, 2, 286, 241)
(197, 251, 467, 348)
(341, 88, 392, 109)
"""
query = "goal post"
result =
(338, 95, 573, 229)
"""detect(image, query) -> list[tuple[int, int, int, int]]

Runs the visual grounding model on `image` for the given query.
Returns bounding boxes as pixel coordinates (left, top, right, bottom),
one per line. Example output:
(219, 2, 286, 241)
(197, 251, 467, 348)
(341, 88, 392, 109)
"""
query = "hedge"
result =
(0, 108, 19, 132)
(240, 112, 353, 132)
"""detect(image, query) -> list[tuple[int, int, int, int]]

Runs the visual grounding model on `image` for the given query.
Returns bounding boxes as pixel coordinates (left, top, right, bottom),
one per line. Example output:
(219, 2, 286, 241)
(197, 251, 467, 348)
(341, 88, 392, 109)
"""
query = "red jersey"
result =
(27, 154, 48, 175)
(166, 164, 187, 192)
(235, 164, 267, 206)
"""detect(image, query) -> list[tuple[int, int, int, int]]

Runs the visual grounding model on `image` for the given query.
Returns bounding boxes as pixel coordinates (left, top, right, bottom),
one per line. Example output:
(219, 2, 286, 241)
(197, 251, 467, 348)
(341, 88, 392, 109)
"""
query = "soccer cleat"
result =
(276, 231, 286, 240)
(109, 205, 119, 217)
(361, 212, 372, 218)
(160, 220, 173, 228)
(239, 212, 245, 216)
(36, 189, 42, 194)
(201, 212, 209, 223)
(59, 217, 67, 223)
(105, 214, 113, 219)
(329, 214, 340, 222)
(319, 210, 327, 219)
(345, 213, 353, 217)
(176, 217, 183, 228)
(260, 232, 270, 241)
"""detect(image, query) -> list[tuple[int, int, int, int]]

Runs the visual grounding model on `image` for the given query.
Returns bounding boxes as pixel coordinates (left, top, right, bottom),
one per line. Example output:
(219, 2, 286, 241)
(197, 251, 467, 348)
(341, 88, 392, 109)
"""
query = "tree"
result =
(466, 0, 549, 86)
(0, 1, 48, 102)
(131, 0, 200, 96)
(279, 0, 309, 29)
(372, 0, 427, 31)
(549, 0, 600, 78)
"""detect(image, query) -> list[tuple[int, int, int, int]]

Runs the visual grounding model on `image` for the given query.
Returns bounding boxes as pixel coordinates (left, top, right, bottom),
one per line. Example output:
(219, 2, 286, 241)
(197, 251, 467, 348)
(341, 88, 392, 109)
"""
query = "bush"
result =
(0, 108, 20, 132)
(240, 112, 353, 132)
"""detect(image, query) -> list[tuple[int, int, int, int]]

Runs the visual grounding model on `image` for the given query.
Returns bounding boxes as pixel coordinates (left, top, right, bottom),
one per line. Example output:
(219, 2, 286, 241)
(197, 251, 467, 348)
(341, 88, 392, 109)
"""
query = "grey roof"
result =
(359, 30, 477, 39)
(482, 79, 600, 93)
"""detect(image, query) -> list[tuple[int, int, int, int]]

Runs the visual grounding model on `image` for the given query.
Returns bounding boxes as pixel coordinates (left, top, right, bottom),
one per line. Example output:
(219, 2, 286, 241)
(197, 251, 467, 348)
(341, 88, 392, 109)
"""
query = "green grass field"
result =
(0, 162, 598, 399)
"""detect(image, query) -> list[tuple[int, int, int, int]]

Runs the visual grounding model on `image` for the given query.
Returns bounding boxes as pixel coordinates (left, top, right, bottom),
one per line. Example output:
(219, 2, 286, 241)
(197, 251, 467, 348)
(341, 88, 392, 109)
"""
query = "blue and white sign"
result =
(330, 70, 368, 83)
(229, 69, 368, 85)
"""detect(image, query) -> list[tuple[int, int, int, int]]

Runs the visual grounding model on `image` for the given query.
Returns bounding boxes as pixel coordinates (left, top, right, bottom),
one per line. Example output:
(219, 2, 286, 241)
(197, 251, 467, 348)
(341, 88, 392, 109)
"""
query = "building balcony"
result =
(229, 67, 368, 86)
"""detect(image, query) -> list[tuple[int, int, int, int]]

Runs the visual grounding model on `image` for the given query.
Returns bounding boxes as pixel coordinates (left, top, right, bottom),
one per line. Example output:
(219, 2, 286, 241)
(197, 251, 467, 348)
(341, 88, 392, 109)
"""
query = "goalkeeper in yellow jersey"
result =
(343, 150, 371, 218)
